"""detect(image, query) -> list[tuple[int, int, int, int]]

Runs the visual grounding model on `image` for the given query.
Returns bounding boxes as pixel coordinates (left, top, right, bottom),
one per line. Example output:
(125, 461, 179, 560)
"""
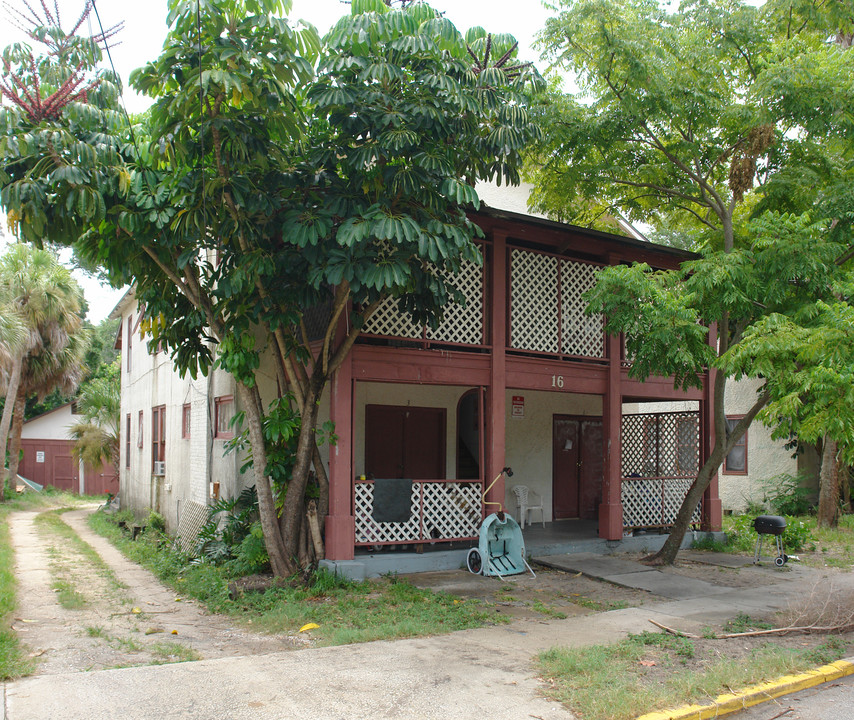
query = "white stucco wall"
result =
(719, 377, 798, 513)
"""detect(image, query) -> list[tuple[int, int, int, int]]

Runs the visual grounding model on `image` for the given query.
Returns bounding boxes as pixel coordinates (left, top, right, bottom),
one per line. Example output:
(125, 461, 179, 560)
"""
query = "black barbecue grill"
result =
(753, 515, 788, 566)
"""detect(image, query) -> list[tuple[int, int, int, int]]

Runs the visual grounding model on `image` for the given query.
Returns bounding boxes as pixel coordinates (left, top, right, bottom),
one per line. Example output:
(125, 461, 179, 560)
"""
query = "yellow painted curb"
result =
(635, 659, 854, 720)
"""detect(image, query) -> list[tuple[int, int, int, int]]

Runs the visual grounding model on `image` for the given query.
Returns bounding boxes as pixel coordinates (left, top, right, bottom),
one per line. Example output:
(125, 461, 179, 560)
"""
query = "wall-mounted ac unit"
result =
(153, 461, 166, 476)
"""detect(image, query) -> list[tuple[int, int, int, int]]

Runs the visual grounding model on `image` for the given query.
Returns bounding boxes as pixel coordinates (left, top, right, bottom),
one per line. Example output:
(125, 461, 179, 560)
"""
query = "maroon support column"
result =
(485, 232, 508, 511)
(702, 323, 722, 531)
(599, 331, 624, 539)
(325, 347, 356, 560)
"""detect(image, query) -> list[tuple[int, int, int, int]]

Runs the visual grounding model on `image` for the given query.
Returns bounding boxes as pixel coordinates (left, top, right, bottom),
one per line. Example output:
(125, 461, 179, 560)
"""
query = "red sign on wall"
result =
(511, 395, 525, 418)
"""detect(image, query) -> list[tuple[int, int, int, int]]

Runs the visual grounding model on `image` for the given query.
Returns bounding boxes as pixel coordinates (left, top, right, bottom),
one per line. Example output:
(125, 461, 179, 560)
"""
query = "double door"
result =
(365, 405, 446, 479)
(552, 415, 603, 520)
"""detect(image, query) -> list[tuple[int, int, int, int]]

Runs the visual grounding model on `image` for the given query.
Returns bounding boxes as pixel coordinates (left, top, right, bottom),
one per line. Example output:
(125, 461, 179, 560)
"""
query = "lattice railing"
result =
(621, 477, 703, 529)
(510, 248, 605, 358)
(620, 411, 701, 529)
(354, 479, 482, 546)
(621, 412, 700, 477)
(360, 253, 484, 345)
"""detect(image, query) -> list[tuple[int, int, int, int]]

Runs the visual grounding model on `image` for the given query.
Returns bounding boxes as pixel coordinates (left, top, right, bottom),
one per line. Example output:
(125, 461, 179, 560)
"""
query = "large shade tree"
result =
(0, 0, 543, 573)
(530, 0, 854, 561)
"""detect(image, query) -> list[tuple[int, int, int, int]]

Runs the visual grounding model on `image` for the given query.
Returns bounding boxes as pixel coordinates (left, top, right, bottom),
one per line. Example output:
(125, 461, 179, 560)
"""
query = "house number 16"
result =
(551, 375, 564, 388)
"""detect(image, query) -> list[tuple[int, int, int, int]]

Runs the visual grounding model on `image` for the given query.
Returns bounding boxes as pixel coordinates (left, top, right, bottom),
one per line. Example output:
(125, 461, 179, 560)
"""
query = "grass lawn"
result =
(88, 510, 500, 646)
(537, 630, 849, 720)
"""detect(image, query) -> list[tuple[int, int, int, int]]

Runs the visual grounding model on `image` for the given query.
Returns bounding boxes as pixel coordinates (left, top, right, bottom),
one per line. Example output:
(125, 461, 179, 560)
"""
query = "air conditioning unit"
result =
(153, 461, 166, 477)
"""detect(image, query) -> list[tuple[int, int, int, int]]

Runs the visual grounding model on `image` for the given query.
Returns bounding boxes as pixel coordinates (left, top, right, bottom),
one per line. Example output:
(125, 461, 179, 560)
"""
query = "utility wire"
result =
(90, 0, 141, 164)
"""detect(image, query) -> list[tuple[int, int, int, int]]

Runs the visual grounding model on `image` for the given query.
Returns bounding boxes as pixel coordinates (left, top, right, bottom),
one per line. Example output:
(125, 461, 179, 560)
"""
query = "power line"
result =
(90, 0, 141, 164)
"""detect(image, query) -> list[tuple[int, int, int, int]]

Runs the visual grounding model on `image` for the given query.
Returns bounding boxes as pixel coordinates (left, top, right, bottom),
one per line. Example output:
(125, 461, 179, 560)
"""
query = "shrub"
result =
(725, 514, 812, 553)
(761, 473, 815, 517)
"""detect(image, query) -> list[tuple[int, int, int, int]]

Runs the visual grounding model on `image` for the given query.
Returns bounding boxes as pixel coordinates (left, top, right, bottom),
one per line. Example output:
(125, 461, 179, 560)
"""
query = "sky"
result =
(0, 0, 555, 323)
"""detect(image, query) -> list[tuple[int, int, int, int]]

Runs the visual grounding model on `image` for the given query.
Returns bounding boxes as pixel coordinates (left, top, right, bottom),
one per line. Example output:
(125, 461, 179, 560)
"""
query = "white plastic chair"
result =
(512, 485, 545, 529)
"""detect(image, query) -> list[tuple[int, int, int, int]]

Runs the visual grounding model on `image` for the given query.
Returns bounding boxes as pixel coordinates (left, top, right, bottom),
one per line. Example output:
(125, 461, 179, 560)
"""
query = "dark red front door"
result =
(553, 415, 603, 520)
(365, 405, 446, 479)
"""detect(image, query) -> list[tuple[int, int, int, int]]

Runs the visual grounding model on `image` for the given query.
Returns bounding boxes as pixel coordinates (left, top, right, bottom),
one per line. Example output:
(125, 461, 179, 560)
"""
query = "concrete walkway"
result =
(4, 553, 850, 720)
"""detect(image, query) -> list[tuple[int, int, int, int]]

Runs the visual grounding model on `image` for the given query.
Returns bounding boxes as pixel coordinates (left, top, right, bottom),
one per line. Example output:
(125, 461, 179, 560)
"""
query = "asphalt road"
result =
(730, 673, 854, 720)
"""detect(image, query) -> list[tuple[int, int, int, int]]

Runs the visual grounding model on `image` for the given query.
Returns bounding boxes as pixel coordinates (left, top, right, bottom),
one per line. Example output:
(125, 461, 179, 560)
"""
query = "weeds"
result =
(538, 631, 842, 720)
(531, 600, 568, 619)
(724, 613, 774, 633)
(89, 511, 496, 645)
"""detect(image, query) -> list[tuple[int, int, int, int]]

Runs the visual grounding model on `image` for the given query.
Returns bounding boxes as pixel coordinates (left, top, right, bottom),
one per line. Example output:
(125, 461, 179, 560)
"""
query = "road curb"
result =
(635, 657, 854, 720)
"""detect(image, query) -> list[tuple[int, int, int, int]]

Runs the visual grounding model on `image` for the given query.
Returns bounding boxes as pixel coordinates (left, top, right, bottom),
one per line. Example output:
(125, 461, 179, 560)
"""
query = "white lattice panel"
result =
(362, 295, 424, 339)
(561, 260, 604, 357)
(354, 481, 482, 545)
(510, 249, 559, 352)
(621, 477, 702, 529)
(361, 255, 484, 345)
(175, 500, 210, 552)
(621, 413, 699, 477)
(426, 258, 483, 345)
(355, 482, 422, 544)
(421, 482, 481, 539)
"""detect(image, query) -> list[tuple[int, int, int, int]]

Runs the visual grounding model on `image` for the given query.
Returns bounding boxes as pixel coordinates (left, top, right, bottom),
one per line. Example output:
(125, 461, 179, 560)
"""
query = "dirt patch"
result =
(407, 564, 661, 621)
(10, 508, 301, 675)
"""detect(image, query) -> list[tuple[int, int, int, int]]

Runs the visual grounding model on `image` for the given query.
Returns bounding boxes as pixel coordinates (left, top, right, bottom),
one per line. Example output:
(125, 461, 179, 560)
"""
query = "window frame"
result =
(137, 410, 144, 449)
(182, 403, 191, 439)
(214, 395, 235, 439)
(126, 413, 131, 468)
(723, 416, 748, 475)
(126, 315, 133, 373)
(152, 405, 166, 470)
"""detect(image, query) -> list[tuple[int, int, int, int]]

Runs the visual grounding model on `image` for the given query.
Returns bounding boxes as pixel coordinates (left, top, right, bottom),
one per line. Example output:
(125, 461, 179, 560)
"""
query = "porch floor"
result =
(328, 520, 720, 580)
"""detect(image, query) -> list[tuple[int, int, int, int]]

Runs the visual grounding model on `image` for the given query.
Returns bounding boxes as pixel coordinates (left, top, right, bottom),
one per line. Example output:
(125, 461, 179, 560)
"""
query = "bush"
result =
(761, 473, 815, 516)
(725, 514, 812, 553)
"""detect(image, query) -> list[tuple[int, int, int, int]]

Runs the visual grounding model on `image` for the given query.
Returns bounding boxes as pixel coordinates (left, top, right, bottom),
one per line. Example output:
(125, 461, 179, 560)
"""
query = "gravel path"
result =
(9, 507, 299, 675)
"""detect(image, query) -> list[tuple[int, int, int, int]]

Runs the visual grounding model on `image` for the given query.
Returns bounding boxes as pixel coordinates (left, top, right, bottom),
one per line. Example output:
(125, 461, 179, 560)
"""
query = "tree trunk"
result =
(6, 390, 25, 489)
(817, 437, 840, 528)
(234, 381, 292, 577)
(279, 377, 324, 567)
(313, 440, 330, 521)
(647, 447, 726, 565)
(0, 354, 24, 502)
(648, 376, 769, 565)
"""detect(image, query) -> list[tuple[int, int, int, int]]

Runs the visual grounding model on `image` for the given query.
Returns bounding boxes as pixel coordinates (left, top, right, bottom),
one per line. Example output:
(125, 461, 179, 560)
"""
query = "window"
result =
(214, 396, 235, 439)
(182, 404, 191, 439)
(137, 410, 144, 448)
(126, 315, 133, 373)
(152, 405, 166, 473)
(126, 414, 131, 468)
(724, 416, 747, 474)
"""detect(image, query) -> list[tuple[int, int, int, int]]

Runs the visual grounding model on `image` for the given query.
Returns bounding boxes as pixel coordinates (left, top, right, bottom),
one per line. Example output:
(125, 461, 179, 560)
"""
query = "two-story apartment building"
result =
(112, 203, 727, 575)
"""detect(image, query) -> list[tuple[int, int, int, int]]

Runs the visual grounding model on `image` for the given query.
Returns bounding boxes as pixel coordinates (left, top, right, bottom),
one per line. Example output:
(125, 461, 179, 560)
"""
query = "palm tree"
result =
(0, 306, 27, 501)
(68, 361, 120, 476)
(0, 244, 88, 500)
